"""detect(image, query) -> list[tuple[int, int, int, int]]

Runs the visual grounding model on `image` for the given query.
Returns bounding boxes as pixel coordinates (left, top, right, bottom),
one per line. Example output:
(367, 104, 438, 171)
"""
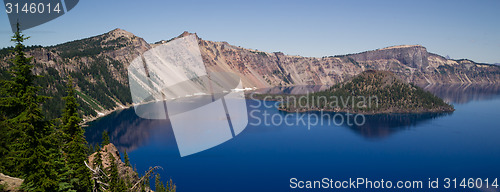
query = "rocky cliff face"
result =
(1, 29, 499, 119)
(0, 28, 151, 119)
(197, 40, 500, 87)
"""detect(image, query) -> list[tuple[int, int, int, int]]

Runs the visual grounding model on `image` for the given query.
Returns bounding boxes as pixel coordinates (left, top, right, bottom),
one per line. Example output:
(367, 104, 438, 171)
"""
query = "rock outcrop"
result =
(88, 143, 139, 185)
(0, 173, 23, 192)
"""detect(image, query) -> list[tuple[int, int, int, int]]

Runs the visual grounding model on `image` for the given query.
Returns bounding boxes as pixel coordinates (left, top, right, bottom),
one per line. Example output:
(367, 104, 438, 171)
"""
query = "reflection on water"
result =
(345, 112, 452, 138)
(421, 83, 500, 104)
(84, 85, 500, 192)
(85, 109, 170, 152)
(279, 110, 453, 139)
(86, 84, 500, 152)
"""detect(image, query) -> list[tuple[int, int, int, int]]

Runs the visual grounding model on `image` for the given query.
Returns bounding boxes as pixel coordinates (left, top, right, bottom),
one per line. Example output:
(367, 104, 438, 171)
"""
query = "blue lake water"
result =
(85, 85, 500, 192)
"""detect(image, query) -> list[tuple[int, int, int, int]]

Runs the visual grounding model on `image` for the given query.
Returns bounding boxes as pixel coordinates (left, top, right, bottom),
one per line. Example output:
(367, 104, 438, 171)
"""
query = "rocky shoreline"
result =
(82, 103, 134, 125)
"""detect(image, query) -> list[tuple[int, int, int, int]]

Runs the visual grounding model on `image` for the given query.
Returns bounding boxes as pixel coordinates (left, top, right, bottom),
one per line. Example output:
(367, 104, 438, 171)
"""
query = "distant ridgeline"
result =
(257, 70, 455, 114)
(0, 28, 495, 120)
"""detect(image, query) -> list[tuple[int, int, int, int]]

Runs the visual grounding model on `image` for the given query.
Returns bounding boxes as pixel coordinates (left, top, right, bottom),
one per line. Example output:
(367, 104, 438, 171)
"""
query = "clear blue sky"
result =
(1, 0, 499, 63)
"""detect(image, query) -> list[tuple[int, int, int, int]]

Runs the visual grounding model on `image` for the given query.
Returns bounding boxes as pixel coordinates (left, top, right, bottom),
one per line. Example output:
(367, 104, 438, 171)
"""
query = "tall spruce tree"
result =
(0, 24, 31, 118)
(4, 23, 59, 192)
(61, 77, 92, 192)
(0, 23, 33, 176)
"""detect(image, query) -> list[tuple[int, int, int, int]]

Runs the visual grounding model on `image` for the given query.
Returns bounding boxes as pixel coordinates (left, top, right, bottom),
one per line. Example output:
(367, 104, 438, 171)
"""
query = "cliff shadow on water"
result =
(84, 105, 174, 153)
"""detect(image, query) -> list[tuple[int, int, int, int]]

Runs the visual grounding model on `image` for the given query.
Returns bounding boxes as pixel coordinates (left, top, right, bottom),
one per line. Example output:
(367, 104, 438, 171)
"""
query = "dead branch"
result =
(130, 166, 163, 191)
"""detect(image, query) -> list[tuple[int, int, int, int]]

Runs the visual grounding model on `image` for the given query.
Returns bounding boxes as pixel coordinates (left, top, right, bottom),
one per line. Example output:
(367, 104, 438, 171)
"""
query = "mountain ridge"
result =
(0, 29, 498, 120)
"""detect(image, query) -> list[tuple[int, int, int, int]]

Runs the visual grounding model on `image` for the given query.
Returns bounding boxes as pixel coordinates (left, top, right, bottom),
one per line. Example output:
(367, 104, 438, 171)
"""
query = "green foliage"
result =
(155, 173, 176, 192)
(72, 56, 132, 110)
(0, 45, 42, 58)
(32, 66, 67, 120)
(0, 26, 95, 192)
(94, 143, 100, 154)
(140, 175, 150, 192)
(124, 149, 130, 167)
(0, 26, 174, 192)
(53, 34, 127, 59)
(1, 30, 135, 119)
(92, 152, 103, 171)
(250, 50, 268, 57)
(61, 77, 92, 192)
(0, 127, 7, 171)
(0, 23, 60, 192)
(276, 70, 454, 114)
(347, 57, 360, 67)
(107, 153, 127, 192)
(0, 183, 7, 191)
(52, 146, 76, 192)
(102, 131, 110, 146)
(75, 90, 103, 111)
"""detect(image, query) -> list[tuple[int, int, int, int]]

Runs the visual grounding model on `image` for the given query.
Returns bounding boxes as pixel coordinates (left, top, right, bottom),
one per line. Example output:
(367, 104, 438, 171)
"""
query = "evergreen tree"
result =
(94, 143, 100, 153)
(92, 152, 103, 170)
(0, 119, 10, 173)
(140, 175, 150, 192)
(107, 152, 126, 192)
(51, 145, 76, 192)
(5, 23, 59, 192)
(90, 150, 104, 192)
(0, 24, 33, 118)
(0, 22, 34, 176)
(154, 173, 176, 192)
(155, 173, 166, 192)
(61, 77, 92, 192)
(87, 143, 94, 156)
(102, 131, 110, 146)
(123, 149, 130, 167)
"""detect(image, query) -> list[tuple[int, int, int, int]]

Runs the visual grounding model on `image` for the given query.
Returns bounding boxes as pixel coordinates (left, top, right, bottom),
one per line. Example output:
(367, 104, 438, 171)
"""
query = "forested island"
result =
(252, 70, 455, 114)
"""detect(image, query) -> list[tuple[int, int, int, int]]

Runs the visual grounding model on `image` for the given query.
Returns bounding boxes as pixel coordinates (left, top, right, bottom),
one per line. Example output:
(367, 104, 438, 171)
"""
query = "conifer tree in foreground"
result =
(0, 23, 34, 176)
(62, 77, 92, 192)
(5, 23, 59, 192)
